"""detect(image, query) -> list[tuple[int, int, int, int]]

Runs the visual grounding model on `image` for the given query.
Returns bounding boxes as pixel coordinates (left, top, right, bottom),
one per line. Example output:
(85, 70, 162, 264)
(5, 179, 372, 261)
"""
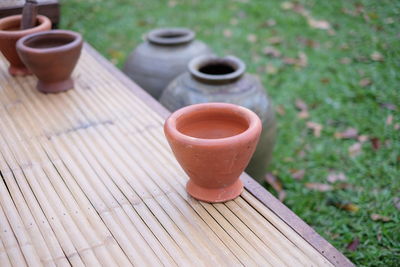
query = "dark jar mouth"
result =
(147, 28, 195, 45)
(189, 55, 246, 84)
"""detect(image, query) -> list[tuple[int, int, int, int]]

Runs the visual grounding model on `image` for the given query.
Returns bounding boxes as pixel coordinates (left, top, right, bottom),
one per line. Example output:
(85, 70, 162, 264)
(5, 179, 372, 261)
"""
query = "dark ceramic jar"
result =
(123, 28, 212, 99)
(160, 55, 276, 181)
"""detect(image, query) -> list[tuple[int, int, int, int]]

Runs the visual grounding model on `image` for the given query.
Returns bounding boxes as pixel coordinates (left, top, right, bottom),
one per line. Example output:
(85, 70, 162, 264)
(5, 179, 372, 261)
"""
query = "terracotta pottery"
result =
(160, 55, 276, 182)
(17, 30, 83, 93)
(123, 28, 212, 99)
(164, 103, 262, 203)
(0, 14, 51, 76)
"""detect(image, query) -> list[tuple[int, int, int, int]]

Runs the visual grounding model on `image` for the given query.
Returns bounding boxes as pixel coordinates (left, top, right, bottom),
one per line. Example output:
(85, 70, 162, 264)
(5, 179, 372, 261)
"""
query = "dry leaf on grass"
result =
(247, 34, 257, 43)
(381, 103, 397, 111)
(371, 51, 384, 61)
(307, 121, 323, 137)
(265, 173, 286, 202)
(393, 197, 400, 211)
(295, 99, 308, 111)
(223, 29, 232, 38)
(230, 18, 239, 25)
(386, 115, 393, 125)
(307, 17, 331, 30)
(291, 169, 305, 180)
(370, 138, 381, 150)
(359, 78, 372, 87)
(340, 57, 352, 64)
(305, 183, 333, 192)
(263, 47, 280, 57)
(358, 135, 369, 143)
(281, 1, 294, 10)
(347, 238, 360, 251)
(298, 52, 308, 67)
(335, 203, 359, 212)
(298, 110, 309, 119)
(263, 46, 281, 57)
(265, 64, 278, 75)
(335, 128, 358, 139)
(275, 105, 286, 116)
(370, 214, 391, 222)
(265, 173, 282, 191)
(283, 52, 308, 67)
(349, 142, 362, 157)
(168, 0, 177, 7)
(327, 172, 347, 183)
(267, 36, 282, 44)
(262, 19, 276, 27)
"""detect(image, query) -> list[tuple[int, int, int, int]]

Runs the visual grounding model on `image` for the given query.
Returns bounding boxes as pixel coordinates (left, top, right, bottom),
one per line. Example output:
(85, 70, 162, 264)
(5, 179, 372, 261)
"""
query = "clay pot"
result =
(17, 30, 83, 93)
(160, 55, 276, 182)
(0, 15, 51, 76)
(164, 103, 262, 203)
(123, 28, 212, 99)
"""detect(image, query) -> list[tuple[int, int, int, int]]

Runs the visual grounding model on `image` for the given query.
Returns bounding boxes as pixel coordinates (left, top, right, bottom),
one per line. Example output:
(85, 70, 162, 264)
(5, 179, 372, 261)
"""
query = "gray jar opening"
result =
(189, 56, 246, 84)
(147, 28, 195, 45)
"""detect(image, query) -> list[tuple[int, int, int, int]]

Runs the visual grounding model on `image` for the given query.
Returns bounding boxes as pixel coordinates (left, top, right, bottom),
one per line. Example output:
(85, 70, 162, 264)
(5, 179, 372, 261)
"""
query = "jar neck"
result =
(189, 56, 246, 85)
(147, 28, 195, 46)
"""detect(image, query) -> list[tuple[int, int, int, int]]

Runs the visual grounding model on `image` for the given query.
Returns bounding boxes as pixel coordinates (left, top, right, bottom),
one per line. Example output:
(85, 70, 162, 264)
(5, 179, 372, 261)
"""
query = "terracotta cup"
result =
(164, 103, 262, 203)
(17, 30, 83, 93)
(0, 15, 51, 76)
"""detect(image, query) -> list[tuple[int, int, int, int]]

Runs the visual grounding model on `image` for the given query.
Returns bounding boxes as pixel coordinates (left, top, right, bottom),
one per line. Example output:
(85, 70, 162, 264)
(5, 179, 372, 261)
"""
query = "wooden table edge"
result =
(83, 42, 355, 267)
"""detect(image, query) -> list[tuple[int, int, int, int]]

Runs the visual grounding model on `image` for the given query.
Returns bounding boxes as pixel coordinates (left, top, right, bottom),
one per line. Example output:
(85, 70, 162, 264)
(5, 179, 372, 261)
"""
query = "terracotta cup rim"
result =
(0, 15, 51, 36)
(147, 28, 195, 45)
(17, 30, 82, 55)
(164, 103, 262, 146)
(188, 55, 246, 84)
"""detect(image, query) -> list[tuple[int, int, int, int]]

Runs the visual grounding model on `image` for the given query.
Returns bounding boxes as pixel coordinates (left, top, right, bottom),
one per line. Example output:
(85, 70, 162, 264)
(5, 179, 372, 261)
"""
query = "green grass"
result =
(61, 0, 400, 265)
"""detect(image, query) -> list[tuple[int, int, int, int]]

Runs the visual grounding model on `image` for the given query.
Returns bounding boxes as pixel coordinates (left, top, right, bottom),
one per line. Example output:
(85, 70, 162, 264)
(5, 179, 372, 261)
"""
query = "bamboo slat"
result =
(0, 48, 334, 267)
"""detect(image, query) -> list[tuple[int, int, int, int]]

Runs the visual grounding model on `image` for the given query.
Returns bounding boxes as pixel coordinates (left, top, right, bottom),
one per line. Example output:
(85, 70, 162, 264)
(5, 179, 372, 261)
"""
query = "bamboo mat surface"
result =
(0, 48, 333, 267)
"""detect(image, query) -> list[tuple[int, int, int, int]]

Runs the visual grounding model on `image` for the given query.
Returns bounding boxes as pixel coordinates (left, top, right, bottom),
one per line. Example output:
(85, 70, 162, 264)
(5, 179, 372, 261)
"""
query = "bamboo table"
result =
(0, 0, 60, 27)
(0, 44, 354, 267)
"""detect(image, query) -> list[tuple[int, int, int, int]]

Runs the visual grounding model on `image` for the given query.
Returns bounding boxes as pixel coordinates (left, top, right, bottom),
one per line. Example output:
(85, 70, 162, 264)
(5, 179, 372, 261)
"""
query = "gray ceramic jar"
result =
(123, 28, 212, 99)
(160, 55, 276, 181)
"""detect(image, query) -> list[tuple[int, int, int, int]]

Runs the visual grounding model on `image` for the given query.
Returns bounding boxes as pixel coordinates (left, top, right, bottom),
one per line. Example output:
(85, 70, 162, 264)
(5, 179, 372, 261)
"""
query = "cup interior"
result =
(23, 33, 76, 49)
(176, 108, 250, 139)
(0, 17, 40, 31)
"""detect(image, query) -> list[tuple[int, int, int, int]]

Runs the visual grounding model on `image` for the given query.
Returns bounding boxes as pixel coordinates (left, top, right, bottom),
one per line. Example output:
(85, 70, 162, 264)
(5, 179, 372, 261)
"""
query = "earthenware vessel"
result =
(160, 55, 276, 182)
(123, 28, 212, 99)
(17, 30, 83, 93)
(164, 103, 262, 203)
(0, 14, 51, 76)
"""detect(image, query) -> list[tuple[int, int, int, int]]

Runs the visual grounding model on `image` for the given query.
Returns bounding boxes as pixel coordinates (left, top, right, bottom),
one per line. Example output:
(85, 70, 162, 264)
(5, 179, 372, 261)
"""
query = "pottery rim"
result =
(147, 28, 195, 45)
(0, 15, 51, 36)
(188, 55, 246, 84)
(165, 102, 262, 147)
(17, 30, 82, 55)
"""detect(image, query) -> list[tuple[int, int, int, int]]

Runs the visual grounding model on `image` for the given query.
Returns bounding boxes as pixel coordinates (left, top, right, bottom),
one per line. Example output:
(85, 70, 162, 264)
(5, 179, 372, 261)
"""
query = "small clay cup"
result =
(0, 15, 51, 76)
(164, 103, 262, 203)
(17, 30, 83, 93)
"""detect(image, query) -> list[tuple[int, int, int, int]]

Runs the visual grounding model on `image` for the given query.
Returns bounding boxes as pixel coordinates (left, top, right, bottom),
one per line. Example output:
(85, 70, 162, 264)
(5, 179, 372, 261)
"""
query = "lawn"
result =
(61, 0, 399, 265)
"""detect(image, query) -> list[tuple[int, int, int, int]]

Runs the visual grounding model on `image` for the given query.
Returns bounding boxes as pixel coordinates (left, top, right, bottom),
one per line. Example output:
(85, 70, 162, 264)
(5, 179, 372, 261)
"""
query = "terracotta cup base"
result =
(9, 65, 31, 76)
(37, 78, 73, 94)
(186, 179, 244, 203)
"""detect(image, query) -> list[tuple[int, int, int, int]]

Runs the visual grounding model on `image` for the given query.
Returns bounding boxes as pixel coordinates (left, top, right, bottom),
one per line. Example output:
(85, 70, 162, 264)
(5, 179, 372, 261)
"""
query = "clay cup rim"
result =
(0, 15, 51, 36)
(17, 30, 82, 55)
(164, 103, 262, 146)
(189, 55, 246, 84)
(147, 28, 195, 45)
